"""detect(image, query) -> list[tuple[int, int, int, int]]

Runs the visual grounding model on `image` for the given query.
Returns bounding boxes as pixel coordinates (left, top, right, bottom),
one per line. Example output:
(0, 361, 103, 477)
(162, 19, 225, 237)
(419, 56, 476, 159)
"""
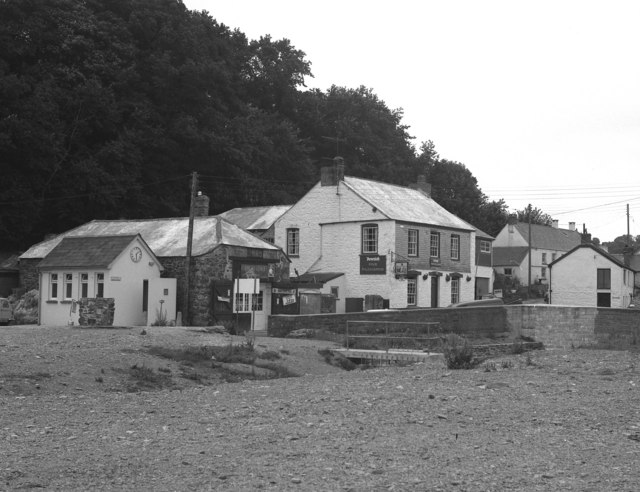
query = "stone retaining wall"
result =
(78, 298, 115, 326)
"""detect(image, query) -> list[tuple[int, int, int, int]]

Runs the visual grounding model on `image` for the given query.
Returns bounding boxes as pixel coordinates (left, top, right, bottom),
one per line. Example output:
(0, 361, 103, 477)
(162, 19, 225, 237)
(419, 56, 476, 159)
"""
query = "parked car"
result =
(0, 297, 14, 325)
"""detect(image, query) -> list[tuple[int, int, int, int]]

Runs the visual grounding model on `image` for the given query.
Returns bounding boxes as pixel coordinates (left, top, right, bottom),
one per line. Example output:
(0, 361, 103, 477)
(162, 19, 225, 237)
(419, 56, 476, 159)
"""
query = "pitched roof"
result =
(38, 235, 141, 269)
(219, 205, 291, 231)
(550, 243, 637, 271)
(514, 222, 581, 251)
(343, 177, 474, 231)
(612, 254, 640, 271)
(493, 247, 529, 266)
(21, 216, 280, 260)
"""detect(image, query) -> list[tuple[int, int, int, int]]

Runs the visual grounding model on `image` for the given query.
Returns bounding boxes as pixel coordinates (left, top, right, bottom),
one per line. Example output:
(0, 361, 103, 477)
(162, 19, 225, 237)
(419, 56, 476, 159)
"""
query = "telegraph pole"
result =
(527, 205, 532, 299)
(184, 171, 198, 326)
(628, 204, 631, 244)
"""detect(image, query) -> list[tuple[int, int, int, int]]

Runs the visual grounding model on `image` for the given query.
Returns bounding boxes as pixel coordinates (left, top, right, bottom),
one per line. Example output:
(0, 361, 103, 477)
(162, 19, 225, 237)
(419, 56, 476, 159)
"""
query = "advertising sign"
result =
(360, 254, 386, 275)
(394, 261, 408, 275)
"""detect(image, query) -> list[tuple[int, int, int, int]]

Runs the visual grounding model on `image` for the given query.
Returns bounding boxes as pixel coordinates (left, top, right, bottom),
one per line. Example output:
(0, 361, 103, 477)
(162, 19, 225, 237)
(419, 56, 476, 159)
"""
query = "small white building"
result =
(549, 243, 636, 308)
(38, 234, 175, 326)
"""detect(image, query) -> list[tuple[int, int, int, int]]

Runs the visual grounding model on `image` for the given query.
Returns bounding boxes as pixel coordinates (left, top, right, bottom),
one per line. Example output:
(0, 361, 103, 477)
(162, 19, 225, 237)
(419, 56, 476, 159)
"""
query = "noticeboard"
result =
(360, 254, 386, 275)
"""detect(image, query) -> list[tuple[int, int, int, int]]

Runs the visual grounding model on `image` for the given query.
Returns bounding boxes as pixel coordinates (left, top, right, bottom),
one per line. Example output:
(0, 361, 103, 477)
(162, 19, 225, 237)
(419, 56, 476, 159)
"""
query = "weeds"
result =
(501, 359, 514, 369)
(484, 361, 496, 372)
(258, 350, 281, 361)
(511, 341, 525, 355)
(443, 334, 479, 370)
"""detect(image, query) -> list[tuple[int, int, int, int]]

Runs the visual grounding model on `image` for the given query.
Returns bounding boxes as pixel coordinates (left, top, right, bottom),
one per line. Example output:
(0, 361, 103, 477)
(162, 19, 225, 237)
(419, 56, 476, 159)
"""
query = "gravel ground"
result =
(2, 325, 640, 491)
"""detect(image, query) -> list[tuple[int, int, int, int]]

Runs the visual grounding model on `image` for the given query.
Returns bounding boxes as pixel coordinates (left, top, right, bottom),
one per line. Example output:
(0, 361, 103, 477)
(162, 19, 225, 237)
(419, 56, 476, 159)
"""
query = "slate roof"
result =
(20, 216, 280, 260)
(219, 205, 291, 231)
(551, 244, 637, 272)
(343, 177, 474, 231)
(493, 247, 529, 267)
(514, 222, 581, 251)
(38, 235, 141, 269)
(612, 254, 640, 271)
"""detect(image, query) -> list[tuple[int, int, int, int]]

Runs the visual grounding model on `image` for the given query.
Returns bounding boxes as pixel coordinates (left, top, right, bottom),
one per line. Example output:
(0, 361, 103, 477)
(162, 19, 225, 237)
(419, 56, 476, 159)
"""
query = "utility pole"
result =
(184, 171, 198, 326)
(627, 204, 631, 245)
(527, 205, 532, 299)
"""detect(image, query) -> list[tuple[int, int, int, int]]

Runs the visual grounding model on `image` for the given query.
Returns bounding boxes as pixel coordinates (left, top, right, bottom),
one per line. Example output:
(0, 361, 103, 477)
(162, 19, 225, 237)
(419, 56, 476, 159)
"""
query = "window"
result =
(504, 268, 513, 277)
(430, 232, 440, 257)
(330, 286, 339, 299)
(597, 269, 611, 289)
(451, 278, 460, 304)
(407, 278, 417, 305)
(551, 253, 557, 262)
(408, 229, 418, 256)
(542, 253, 547, 265)
(286, 228, 299, 256)
(480, 240, 491, 253)
(450, 235, 460, 260)
(80, 273, 89, 298)
(541, 267, 547, 278)
(362, 224, 378, 254)
(64, 273, 73, 300)
(96, 273, 104, 298)
(50, 273, 59, 300)
(234, 292, 263, 312)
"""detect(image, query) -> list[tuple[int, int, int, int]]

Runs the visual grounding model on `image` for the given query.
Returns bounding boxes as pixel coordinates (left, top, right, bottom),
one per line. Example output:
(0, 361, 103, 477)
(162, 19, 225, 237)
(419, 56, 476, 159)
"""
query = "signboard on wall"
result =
(394, 261, 408, 275)
(360, 254, 386, 275)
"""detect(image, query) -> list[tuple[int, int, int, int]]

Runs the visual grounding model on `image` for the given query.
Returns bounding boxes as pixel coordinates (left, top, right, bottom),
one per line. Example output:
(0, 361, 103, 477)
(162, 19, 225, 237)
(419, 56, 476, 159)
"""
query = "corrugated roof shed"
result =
(21, 216, 280, 260)
(515, 223, 581, 251)
(219, 205, 291, 231)
(38, 235, 139, 269)
(343, 177, 474, 231)
(493, 247, 529, 266)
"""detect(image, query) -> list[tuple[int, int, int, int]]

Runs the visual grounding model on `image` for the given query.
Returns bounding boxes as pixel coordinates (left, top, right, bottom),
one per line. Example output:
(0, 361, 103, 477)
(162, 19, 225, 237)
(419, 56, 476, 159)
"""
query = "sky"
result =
(184, 0, 640, 243)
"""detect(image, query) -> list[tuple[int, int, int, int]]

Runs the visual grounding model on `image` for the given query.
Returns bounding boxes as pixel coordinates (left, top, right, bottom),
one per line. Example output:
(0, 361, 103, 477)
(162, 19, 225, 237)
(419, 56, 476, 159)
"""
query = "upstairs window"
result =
(480, 240, 491, 253)
(362, 224, 378, 254)
(541, 267, 547, 278)
(542, 253, 547, 265)
(430, 232, 440, 258)
(504, 268, 513, 277)
(408, 229, 418, 256)
(551, 253, 557, 262)
(597, 269, 611, 289)
(287, 228, 299, 256)
(451, 235, 460, 260)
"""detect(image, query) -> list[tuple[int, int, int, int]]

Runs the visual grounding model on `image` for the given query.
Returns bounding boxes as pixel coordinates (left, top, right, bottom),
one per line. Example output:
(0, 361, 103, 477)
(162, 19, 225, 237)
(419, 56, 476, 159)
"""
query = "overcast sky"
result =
(185, 0, 640, 243)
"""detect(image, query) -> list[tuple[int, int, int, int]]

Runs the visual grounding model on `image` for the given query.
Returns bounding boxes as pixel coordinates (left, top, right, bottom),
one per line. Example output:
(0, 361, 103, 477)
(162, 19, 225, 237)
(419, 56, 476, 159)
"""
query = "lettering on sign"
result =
(360, 255, 386, 275)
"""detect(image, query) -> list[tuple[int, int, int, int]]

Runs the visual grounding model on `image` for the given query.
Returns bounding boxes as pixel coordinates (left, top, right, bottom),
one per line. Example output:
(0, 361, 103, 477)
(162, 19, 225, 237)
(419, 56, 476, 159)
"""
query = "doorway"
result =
(431, 276, 439, 307)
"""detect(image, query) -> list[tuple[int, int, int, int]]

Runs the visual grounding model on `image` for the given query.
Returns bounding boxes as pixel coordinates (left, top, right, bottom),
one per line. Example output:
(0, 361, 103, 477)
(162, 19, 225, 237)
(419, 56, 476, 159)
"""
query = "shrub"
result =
(443, 334, 478, 370)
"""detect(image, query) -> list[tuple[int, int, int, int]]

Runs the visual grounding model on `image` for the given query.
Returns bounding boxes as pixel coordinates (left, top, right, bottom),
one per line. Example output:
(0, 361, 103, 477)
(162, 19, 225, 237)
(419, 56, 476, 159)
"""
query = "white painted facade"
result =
(549, 245, 635, 308)
(274, 178, 476, 311)
(39, 237, 164, 326)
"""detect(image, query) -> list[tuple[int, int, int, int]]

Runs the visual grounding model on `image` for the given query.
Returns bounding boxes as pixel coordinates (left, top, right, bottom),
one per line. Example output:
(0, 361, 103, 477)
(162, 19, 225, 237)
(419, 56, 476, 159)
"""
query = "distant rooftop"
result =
(219, 205, 291, 231)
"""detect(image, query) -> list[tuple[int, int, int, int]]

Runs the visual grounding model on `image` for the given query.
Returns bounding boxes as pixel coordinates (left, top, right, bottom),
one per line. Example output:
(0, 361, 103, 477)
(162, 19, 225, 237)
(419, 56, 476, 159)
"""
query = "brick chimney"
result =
(194, 191, 210, 217)
(320, 156, 345, 186)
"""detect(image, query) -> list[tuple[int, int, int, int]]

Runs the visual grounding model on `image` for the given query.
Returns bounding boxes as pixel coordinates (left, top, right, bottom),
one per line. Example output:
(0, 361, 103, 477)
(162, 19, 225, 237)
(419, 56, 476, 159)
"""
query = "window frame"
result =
(407, 278, 417, 306)
(96, 273, 105, 298)
(407, 229, 419, 257)
(50, 273, 59, 300)
(64, 273, 73, 300)
(330, 286, 339, 299)
(451, 278, 460, 304)
(541, 267, 547, 278)
(542, 252, 547, 265)
(480, 240, 491, 254)
(597, 268, 611, 290)
(362, 224, 379, 254)
(430, 231, 440, 258)
(286, 228, 299, 256)
(504, 268, 513, 277)
(450, 234, 460, 261)
(80, 273, 89, 298)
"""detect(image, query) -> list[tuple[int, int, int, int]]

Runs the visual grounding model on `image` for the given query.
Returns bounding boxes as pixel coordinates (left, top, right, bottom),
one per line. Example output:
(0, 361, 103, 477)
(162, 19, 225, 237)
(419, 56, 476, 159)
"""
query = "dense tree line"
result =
(0, 0, 509, 250)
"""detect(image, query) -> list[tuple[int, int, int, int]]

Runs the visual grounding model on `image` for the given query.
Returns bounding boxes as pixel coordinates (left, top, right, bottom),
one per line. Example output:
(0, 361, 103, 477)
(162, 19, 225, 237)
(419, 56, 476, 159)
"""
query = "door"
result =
(431, 276, 439, 307)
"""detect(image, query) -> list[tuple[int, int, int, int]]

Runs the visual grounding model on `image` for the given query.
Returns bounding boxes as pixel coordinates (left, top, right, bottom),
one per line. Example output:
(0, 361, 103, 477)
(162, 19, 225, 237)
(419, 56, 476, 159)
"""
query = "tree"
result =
(516, 204, 553, 226)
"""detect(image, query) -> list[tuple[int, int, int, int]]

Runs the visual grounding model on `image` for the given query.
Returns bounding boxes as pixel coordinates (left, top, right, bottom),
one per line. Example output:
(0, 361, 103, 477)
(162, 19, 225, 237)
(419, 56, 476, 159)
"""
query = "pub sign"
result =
(360, 254, 386, 275)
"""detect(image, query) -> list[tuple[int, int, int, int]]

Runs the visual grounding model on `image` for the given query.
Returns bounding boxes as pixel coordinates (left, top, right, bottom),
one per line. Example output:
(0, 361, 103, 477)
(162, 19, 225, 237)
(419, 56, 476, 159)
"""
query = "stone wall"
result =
(269, 306, 507, 339)
(78, 298, 115, 326)
(270, 304, 640, 349)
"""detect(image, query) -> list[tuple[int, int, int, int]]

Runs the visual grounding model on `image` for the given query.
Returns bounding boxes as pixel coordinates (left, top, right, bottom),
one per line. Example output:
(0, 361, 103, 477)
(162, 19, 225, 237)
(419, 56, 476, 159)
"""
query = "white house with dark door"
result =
(548, 243, 636, 308)
(37, 234, 175, 326)
(273, 161, 478, 312)
(493, 218, 582, 286)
